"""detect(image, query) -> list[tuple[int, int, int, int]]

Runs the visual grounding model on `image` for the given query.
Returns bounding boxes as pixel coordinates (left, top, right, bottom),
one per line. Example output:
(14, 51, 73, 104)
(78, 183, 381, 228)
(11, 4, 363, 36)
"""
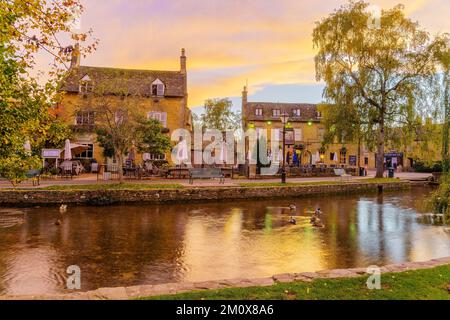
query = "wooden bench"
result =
(333, 168, 352, 181)
(189, 168, 225, 184)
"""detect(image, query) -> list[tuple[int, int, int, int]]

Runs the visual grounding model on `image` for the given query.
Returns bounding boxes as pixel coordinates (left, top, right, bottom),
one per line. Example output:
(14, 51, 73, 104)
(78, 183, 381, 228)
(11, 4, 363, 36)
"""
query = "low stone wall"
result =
(0, 181, 410, 206)
(2, 256, 449, 300)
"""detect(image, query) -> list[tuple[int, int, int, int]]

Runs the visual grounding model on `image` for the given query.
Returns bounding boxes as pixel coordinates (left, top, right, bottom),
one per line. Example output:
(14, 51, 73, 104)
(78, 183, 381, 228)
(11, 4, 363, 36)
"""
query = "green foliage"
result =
(413, 160, 443, 173)
(0, 154, 41, 187)
(0, 1, 93, 185)
(430, 174, 450, 218)
(137, 118, 172, 155)
(197, 98, 241, 131)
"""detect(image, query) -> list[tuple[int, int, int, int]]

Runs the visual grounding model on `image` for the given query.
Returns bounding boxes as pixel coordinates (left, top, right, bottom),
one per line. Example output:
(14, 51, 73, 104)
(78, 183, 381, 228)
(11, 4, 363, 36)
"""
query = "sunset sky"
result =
(69, 0, 449, 113)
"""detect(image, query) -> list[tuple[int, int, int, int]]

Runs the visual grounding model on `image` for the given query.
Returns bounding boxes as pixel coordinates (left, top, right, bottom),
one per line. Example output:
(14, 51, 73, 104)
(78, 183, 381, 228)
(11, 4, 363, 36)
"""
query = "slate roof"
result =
(245, 102, 321, 122)
(62, 66, 186, 97)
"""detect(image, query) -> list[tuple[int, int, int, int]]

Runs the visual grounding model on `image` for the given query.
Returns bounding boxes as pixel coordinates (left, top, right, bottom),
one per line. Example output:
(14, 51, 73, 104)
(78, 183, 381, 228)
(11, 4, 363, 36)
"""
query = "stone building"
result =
(241, 86, 377, 173)
(57, 46, 191, 165)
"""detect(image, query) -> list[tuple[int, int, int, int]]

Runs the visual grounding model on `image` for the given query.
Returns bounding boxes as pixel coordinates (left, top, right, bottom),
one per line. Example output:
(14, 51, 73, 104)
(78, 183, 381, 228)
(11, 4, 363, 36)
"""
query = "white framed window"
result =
(255, 108, 263, 116)
(77, 144, 94, 159)
(272, 109, 281, 117)
(294, 128, 303, 142)
(75, 111, 95, 125)
(293, 109, 301, 117)
(144, 153, 167, 161)
(79, 74, 93, 93)
(316, 111, 323, 118)
(151, 79, 165, 96)
(148, 111, 168, 127)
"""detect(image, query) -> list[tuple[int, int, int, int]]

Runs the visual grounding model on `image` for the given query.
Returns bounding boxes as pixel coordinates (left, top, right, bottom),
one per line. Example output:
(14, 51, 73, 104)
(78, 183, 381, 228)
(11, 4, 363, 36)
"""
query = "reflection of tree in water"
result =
(0, 186, 442, 295)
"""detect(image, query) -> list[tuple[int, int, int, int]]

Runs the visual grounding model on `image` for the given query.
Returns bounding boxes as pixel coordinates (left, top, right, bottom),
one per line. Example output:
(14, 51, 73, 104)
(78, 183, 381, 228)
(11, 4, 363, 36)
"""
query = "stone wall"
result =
(0, 181, 410, 206)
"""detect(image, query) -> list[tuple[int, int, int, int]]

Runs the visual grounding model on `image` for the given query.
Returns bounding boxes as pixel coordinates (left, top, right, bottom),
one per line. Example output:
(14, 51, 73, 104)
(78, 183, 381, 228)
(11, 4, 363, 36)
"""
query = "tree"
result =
(0, 0, 95, 185)
(433, 34, 450, 173)
(80, 79, 172, 183)
(313, 1, 439, 177)
(197, 98, 241, 131)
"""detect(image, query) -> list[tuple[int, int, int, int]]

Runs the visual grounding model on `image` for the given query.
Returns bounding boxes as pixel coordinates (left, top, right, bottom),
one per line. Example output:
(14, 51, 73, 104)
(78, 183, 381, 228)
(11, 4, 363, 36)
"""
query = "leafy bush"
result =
(413, 160, 443, 173)
(430, 174, 450, 219)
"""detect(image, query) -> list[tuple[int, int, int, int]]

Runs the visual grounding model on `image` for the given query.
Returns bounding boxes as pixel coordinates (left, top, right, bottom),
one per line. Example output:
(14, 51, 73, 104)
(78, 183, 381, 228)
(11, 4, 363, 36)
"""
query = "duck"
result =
(312, 218, 324, 228)
(59, 204, 67, 214)
(289, 216, 297, 225)
(289, 204, 296, 211)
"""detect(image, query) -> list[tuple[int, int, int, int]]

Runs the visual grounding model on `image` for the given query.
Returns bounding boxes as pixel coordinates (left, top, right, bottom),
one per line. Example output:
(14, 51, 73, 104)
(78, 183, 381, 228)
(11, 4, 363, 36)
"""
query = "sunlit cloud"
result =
(63, 0, 450, 107)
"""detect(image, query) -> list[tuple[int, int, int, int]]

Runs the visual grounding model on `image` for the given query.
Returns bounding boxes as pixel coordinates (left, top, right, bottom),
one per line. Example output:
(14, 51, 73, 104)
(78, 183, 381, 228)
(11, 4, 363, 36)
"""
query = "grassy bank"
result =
(143, 264, 450, 300)
(39, 183, 184, 191)
(239, 178, 402, 188)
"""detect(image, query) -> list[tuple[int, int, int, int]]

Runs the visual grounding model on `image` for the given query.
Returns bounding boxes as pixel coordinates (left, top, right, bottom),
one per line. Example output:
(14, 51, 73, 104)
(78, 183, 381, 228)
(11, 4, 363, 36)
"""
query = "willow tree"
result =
(434, 35, 450, 173)
(313, 1, 438, 177)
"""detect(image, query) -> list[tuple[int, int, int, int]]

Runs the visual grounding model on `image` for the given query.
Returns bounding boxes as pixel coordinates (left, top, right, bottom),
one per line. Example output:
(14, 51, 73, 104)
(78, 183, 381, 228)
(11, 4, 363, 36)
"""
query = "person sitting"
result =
(289, 217, 297, 225)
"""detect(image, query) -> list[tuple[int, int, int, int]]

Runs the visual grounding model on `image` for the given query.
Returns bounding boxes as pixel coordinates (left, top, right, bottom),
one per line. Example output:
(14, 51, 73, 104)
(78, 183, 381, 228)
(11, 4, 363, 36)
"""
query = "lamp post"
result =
(280, 113, 289, 183)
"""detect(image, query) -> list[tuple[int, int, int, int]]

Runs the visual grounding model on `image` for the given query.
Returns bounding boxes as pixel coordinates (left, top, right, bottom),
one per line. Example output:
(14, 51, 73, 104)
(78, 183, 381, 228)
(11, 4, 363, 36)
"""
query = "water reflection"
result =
(0, 186, 449, 295)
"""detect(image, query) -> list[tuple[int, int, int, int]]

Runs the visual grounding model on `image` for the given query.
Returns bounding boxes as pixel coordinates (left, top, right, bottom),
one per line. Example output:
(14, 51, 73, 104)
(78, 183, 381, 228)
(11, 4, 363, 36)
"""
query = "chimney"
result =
(70, 43, 81, 69)
(180, 48, 186, 74)
(242, 85, 248, 109)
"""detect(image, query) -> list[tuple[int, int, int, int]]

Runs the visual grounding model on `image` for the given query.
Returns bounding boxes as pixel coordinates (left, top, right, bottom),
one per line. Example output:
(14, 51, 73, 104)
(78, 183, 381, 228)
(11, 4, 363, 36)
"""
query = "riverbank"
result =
(0, 179, 410, 206)
(146, 261, 450, 300)
(1, 257, 449, 300)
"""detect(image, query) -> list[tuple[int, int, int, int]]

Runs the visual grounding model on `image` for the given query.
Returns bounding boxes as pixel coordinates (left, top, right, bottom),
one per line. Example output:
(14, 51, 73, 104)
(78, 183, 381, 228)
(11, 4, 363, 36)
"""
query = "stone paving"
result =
(2, 257, 449, 300)
(0, 171, 432, 189)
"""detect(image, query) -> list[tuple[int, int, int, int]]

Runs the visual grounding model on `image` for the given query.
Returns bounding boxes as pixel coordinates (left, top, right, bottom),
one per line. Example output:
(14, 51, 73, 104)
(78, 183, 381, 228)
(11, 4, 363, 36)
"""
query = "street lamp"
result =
(280, 113, 289, 183)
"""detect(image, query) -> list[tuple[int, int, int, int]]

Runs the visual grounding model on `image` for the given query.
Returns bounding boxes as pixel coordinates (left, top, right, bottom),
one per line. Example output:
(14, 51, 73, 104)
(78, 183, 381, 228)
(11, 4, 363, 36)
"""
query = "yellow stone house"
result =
(56, 47, 192, 167)
(241, 86, 378, 173)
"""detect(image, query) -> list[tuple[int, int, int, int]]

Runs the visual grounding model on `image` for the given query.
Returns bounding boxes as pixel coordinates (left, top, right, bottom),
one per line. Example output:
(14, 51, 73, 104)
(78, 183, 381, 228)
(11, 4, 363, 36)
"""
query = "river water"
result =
(0, 186, 449, 295)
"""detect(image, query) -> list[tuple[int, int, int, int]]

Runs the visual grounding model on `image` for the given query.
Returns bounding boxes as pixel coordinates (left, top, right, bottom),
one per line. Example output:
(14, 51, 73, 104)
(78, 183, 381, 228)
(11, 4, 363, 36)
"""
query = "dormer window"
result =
(255, 108, 263, 116)
(151, 79, 165, 96)
(293, 109, 301, 117)
(79, 74, 93, 93)
(272, 109, 281, 117)
(316, 111, 323, 118)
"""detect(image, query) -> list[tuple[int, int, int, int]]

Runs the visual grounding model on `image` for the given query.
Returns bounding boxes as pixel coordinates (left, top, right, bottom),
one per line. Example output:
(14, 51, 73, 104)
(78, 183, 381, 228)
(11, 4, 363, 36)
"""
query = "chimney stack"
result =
(70, 43, 81, 69)
(180, 48, 186, 74)
(242, 85, 248, 109)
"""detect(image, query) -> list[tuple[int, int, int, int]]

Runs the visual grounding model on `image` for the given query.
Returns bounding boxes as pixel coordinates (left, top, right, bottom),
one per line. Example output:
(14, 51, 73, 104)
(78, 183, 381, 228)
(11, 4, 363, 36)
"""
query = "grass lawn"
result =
(239, 178, 403, 188)
(39, 183, 184, 190)
(142, 264, 450, 300)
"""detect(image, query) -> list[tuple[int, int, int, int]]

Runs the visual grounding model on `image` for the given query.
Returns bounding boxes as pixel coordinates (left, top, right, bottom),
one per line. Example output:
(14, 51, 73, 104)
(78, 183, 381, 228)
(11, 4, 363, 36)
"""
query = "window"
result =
(340, 149, 347, 164)
(364, 157, 369, 165)
(255, 108, 263, 116)
(75, 111, 95, 125)
(318, 128, 325, 140)
(77, 144, 94, 159)
(294, 128, 303, 142)
(293, 109, 301, 117)
(144, 153, 166, 161)
(151, 79, 165, 96)
(316, 111, 323, 118)
(148, 111, 168, 127)
(272, 109, 281, 117)
(79, 75, 93, 93)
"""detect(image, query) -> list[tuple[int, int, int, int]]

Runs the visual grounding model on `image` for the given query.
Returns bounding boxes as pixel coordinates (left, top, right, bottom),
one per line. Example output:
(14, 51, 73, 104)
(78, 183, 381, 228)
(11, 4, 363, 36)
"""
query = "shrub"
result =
(413, 160, 443, 173)
(430, 174, 450, 219)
